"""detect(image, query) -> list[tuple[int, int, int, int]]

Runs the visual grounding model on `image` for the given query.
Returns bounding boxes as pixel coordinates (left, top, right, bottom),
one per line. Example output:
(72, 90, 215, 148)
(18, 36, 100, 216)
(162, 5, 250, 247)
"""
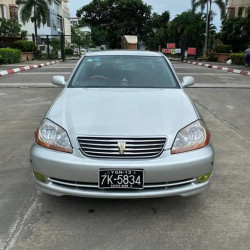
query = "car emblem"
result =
(118, 141, 126, 154)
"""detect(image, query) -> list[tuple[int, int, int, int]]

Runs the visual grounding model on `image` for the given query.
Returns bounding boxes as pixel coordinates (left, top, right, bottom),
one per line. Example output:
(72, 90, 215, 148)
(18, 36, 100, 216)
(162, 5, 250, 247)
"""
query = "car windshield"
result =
(68, 55, 179, 88)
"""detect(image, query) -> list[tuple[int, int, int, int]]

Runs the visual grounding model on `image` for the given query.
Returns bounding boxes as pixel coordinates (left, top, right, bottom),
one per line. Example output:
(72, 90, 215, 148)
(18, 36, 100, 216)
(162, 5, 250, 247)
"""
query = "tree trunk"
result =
(208, 0, 212, 49)
(204, 0, 209, 52)
(34, 18, 38, 46)
(34, 3, 38, 59)
(34, 18, 38, 59)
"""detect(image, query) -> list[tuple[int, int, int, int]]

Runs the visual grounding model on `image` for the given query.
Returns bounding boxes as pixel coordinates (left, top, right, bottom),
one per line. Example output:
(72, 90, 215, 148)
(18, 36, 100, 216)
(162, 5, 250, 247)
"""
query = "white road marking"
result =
(226, 105, 235, 110)
(0, 83, 58, 88)
(24, 99, 37, 102)
(177, 73, 228, 75)
(46, 66, 75, 68)
(172, 66, 202, 68)
(17, 72, 70, 75)
(0, 71, 8, 75)
(192, 83, 250, 88)
(5, 194, 39, 250)
(233, 69, 241, 74)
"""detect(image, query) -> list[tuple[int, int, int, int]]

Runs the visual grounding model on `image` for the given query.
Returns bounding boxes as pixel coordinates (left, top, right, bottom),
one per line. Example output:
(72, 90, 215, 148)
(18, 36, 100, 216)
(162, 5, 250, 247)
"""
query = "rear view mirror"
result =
(52, 76, 66, 87)
(181, 76, 194, 88)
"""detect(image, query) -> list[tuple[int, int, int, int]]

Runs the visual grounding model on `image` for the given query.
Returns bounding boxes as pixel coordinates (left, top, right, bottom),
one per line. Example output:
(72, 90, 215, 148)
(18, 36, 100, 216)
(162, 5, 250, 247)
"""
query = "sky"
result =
(68, 0, 222, 31)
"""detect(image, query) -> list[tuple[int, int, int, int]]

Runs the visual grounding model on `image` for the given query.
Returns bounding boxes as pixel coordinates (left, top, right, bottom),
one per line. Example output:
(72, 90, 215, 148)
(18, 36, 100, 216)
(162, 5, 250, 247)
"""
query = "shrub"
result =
(12, 40, 34, 52)
(41, 53, 48, 59)
(230, 53, 245, 65)
(203, 50, 217, 62)
(0, 48, 21, 64)
(65, 48, 73, 56)
(50, 49, 59, 59)
(214, 45, 232, 53)
(50, 38, 61, 50)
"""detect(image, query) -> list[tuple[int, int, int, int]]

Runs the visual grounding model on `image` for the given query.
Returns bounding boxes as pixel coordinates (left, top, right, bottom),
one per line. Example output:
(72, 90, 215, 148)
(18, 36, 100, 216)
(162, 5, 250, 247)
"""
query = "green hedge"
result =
(65, 48, 74, 56)
(11, 40, 34, 52)
(214, 45, 232, 53)
(0, 48, 21, 64)
(230, 53, 245, 65)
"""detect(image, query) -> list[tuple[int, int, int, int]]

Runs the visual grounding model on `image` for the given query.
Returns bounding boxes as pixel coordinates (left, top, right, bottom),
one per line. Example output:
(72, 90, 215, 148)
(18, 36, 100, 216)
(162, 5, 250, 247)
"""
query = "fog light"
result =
(33, 171, 45, 182)
(198, 173, 211, 183)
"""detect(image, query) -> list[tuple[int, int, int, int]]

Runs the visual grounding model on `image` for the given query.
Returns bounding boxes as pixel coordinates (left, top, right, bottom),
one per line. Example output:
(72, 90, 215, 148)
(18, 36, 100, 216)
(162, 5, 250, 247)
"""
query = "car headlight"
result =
(171, 120, 210, 154)
(35, 119, 73, 153)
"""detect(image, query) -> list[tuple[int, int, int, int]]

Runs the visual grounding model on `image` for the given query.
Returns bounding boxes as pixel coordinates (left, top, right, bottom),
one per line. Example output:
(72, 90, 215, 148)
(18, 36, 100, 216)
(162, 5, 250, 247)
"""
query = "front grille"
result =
(77, 137, 166, 159)
(48, 178, 196, 190)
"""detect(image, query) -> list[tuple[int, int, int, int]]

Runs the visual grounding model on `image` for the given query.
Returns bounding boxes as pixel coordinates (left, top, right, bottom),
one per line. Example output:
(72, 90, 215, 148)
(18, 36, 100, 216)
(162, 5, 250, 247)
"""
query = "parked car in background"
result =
(31, 50, 214, 198)
(74, 47, 86, 54)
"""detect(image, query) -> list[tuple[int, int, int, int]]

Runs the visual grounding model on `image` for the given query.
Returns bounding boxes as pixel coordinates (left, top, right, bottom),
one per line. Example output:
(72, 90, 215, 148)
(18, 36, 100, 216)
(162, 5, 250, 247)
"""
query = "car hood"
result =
(46, 88, 199, 149)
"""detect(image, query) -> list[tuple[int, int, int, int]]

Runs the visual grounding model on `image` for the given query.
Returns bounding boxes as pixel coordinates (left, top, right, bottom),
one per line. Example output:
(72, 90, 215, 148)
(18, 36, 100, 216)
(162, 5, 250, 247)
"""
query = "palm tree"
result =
(191, 0, 200, 13)
(192, 0, 228, 51)
(195, 0, 228, 20)
(17, 0, 52, 46)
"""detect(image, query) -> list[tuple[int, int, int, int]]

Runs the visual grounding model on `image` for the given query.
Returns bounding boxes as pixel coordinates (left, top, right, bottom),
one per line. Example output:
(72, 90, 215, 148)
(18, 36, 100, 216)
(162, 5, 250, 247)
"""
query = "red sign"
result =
(162, 48, 172, 54)
(187, 47, 197, 55)
(167, 43, 176, 49)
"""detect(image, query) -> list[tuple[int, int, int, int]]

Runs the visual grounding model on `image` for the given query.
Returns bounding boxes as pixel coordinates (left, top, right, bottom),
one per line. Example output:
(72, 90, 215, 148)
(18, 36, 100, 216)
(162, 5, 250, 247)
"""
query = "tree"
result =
(193, 0, 228, 51)
(0, 18, 24, 47)
(220, 17, 250, 52)
(17, 0, 52, 45)
(193, 0, 228, 20)
(168, 11, 206, 55)
(77, 0, 152, 48)
(0, 18, 21, 37)
(144, 11, 170, 50)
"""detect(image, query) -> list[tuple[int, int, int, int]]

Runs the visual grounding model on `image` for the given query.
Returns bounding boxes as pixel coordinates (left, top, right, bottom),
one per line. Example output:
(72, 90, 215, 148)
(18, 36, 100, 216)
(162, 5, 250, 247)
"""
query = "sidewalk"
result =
(0, 60, 61, 77)
(169, 58, 250, 76)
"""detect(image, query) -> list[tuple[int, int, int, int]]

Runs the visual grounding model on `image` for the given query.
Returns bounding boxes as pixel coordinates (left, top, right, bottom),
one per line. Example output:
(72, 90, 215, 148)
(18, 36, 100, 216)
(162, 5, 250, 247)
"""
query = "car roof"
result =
(85, 50, 162, 57)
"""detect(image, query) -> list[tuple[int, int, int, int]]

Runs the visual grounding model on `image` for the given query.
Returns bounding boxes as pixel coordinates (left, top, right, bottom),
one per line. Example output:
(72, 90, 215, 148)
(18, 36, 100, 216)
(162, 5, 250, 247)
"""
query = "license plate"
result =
(99, 169, 144, 189)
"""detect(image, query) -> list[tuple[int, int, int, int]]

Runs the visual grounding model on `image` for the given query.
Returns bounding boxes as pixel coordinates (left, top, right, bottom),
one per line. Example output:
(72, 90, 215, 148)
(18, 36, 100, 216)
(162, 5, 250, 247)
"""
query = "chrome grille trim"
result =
(48, 178, 196, 190)
(77, 137, 167, 159)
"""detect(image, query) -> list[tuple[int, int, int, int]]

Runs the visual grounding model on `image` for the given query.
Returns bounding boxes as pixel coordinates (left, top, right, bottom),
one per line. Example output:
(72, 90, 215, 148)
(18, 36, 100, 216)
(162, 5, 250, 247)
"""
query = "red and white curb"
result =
(0, 60, 61, 77)
(185, 61, 250, 76)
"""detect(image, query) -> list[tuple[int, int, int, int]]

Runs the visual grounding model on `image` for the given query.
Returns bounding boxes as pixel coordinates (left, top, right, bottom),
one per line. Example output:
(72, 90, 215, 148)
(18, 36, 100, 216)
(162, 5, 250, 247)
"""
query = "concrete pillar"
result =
(242, 7, 246, 18)
(235, 6, 239, 17)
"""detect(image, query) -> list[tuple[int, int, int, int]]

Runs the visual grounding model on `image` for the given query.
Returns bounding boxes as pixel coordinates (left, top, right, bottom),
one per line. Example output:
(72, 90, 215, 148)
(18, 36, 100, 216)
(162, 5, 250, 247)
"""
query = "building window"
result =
(9, 6, 18, 19)
(57, 17, 62, 32)
(227, 8, 235, 18)
(47, 9, 51, 27)
(238, 7, 244, 17)
(246, 7, 250, 18)
(0, 5, 7, 19)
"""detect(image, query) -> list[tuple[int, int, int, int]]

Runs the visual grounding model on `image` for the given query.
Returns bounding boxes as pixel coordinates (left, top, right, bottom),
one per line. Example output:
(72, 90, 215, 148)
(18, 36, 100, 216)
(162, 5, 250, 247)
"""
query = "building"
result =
(70, 17, 80, 27)
(18, 0, 71, 43)
(227, 0, 250, 18)
(70, 17, 91, 33)
(121, 35, 138, 50)
(0, 0, 18, 19)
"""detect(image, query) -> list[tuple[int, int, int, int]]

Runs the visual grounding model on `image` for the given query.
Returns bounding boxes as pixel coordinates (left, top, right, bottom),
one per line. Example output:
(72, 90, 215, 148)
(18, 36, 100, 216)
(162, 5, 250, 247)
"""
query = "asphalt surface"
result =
(0, 60, 250, 250)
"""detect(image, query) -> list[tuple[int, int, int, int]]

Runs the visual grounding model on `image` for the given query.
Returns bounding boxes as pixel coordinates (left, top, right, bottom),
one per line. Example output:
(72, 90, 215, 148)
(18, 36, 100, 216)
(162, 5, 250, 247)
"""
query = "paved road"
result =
(0, 60, 250, 250)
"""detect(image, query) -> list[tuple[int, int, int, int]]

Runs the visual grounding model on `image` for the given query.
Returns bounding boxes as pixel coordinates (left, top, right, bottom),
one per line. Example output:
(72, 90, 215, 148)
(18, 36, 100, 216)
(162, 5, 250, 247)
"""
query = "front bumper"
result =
(30, 144, 214, 198)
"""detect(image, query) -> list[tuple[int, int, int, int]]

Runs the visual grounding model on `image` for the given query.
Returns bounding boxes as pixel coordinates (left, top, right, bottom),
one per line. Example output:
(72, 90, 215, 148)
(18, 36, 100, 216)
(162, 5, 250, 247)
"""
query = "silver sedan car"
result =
(30, 50, 214, 198)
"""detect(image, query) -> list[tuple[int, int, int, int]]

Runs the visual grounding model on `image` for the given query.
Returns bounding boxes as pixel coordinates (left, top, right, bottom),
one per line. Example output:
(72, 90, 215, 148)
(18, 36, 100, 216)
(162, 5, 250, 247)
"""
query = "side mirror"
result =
(52, 76, 66, 87)
(181, 76, 194, 88)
